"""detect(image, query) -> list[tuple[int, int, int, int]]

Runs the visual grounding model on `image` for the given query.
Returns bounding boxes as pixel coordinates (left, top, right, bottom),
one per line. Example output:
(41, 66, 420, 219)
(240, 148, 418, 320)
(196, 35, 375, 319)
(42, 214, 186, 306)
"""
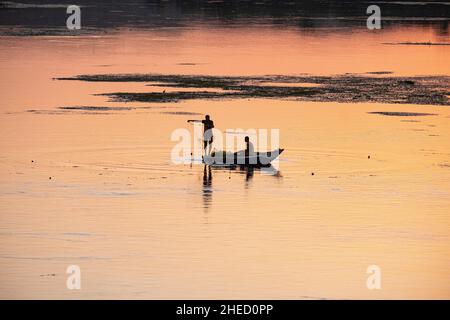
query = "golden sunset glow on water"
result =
(0, 1, 449, 300)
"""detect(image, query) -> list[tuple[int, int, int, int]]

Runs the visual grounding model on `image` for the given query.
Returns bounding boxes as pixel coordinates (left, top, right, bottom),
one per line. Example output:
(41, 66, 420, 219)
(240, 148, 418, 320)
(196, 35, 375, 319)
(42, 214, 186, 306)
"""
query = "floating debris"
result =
(366, 71, 393, 75)
(40, 273, 56, 277)
(160, 111, 203, 115)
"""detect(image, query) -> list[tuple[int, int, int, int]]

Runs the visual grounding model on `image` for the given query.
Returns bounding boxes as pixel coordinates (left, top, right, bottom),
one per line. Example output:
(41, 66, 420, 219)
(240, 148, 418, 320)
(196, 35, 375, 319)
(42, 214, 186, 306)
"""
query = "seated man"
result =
(244, 136, 255, 160)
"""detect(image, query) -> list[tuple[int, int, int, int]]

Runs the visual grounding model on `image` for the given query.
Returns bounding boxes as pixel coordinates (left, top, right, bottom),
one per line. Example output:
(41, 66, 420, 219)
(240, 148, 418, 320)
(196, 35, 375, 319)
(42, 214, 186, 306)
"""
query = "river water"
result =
(0, 1, 449, 299)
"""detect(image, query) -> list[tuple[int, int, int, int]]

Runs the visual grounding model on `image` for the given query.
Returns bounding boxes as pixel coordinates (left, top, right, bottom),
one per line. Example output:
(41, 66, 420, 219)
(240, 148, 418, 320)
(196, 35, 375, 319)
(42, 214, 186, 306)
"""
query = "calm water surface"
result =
(0, 14, 449, 298)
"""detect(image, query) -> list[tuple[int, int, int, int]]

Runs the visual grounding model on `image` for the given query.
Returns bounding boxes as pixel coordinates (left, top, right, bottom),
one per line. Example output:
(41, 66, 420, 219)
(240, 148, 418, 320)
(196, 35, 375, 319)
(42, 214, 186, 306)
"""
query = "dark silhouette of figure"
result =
(244, 136, 254, 157)
(244, 136, 255, 165)
(245, 167, 254, 181)
(188, 115, 214, 156)
(202, 165, 212, 211)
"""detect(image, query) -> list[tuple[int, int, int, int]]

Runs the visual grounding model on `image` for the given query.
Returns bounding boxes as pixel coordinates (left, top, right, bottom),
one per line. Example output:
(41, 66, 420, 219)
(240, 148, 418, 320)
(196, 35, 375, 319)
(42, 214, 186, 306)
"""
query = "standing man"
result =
(188, 115, 214, 156)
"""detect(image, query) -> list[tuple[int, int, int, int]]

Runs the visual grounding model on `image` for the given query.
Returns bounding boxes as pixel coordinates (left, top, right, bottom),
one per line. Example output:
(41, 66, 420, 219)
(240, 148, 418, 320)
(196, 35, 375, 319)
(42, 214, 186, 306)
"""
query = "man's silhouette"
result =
(188, 115, 214, 156)
(244, 136, 254, 157)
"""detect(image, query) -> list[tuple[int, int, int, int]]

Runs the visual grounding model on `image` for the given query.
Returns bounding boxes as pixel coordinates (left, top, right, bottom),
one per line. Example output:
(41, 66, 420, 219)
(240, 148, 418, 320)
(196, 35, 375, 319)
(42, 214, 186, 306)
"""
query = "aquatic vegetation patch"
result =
(57, 73, 450, 106)
(383, 42, 450, 46)
(367, 112, 437, 116)
(59, 106, 133, 111)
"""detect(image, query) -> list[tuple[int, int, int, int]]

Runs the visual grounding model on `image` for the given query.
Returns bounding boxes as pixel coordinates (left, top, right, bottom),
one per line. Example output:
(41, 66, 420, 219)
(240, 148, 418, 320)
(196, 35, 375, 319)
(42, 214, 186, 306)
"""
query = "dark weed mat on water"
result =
(59, 106, 133, 111)
(57, 73, 450, 106)
(367, 112, 437, 117)
(383, 42, 450, 46)
(25, 105, 180, 115)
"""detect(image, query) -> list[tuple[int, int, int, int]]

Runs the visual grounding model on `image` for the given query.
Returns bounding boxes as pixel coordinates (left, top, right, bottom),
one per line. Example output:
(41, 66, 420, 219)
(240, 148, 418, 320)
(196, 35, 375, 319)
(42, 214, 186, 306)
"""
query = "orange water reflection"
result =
(0, 25, 449, 299)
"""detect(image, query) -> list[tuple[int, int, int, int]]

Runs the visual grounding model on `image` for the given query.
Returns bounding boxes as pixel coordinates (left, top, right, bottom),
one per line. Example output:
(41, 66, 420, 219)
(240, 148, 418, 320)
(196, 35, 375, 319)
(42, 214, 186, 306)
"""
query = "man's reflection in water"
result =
(243, 166, 254, 189)
(202, 165, 213, 211)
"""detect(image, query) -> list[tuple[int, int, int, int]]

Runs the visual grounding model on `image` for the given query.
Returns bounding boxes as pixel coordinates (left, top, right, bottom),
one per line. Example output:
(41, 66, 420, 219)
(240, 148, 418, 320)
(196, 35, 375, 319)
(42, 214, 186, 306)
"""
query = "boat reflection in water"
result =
(201, 163, 282, 212)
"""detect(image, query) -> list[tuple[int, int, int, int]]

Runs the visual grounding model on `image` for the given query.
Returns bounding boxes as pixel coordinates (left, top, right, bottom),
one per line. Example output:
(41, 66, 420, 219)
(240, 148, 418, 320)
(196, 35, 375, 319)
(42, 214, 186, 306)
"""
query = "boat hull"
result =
(204, 148, 284, 167)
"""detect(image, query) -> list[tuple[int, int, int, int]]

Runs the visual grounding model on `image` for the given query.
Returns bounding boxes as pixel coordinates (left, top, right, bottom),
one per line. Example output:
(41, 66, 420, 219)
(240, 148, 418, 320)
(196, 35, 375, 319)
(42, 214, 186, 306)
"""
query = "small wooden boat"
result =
(204, 148, 284, 167)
